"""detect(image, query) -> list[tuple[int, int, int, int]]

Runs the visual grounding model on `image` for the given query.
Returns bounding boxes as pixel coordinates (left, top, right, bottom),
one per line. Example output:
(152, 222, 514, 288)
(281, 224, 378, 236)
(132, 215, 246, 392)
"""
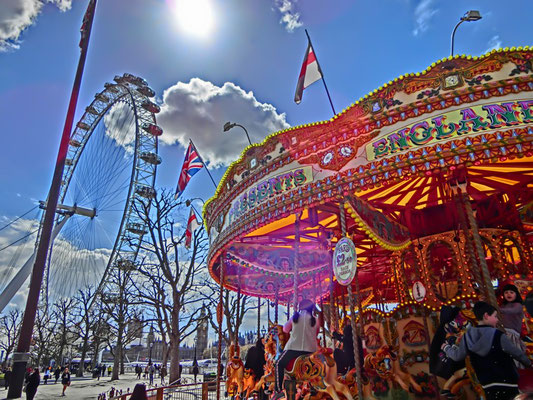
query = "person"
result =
(4, 367, 12, 390)
(130, 383, 149, 400)
(43, 367, 50, 384)
(107, 365, 112, 376)
(333, 316, 361, 375)
(500, 284, 527, 365)
(442, 301, 532, 400)
(136, 364, 142, 380)
(61, 367, 71, 396)
(275, 299, 321, 396)
(54, 366, 61, 384)
(148, 363, 155, 385)
(192, 361, 199, 383)
(244, 336, 266, 381)
(160, 365, 167, 385)
(25, 368, 40, 400)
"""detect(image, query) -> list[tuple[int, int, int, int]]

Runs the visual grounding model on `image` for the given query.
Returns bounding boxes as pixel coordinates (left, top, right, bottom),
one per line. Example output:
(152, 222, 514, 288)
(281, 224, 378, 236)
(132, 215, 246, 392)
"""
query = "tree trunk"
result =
(112, 329, 123, 380)
(91, 339, 101, 368)
(169, 338, 180, 384)
(120, 353, 125, 375)
(77, 336, 89, 377)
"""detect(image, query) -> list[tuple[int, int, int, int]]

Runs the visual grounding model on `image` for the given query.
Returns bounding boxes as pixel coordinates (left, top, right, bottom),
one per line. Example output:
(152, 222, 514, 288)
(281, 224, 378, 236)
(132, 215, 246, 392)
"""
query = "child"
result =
(274, 299, 321, 396)
(500, 283, 527, 360)
(442, 301, 531, 400)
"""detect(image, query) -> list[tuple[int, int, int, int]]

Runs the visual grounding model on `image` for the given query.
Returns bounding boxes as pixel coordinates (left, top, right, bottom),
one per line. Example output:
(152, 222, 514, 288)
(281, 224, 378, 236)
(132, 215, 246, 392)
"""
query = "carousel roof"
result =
(204, 47, 533, 304)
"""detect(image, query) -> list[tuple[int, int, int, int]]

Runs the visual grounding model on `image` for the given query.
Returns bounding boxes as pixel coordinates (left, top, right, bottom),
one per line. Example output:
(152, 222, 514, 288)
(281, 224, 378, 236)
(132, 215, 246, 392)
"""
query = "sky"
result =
(0, 0, 532, 332)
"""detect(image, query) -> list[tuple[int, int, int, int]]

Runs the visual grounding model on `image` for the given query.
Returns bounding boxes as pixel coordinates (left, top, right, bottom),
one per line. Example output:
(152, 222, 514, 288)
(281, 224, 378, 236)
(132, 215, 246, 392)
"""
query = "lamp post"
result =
(223, 122, 252, 146)
(147, 324, 154, 364)
(450, 10, 482, 56)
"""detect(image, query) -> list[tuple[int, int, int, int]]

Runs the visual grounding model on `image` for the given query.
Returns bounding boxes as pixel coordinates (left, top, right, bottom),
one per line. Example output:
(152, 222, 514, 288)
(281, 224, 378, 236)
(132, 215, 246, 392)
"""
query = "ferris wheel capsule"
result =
(113, 75, 126, 84)
(77, 122, 90, 130)
(135, 185, 156, 199)
(136, 86, 155, 97)
(65, 158, 74, 166)
(86, 106, 99, 115)
(140, 152, 162, 165)
(95, 93, 109, 103)
(69, 138, 82, 147)
(126, 222, 148, 235)
(104, 82, 119, 93)
(116, 259, 137, 271)
(142, 123, 163, 136)
(122, 73, 148, 87)
(141, 100, 160, 114)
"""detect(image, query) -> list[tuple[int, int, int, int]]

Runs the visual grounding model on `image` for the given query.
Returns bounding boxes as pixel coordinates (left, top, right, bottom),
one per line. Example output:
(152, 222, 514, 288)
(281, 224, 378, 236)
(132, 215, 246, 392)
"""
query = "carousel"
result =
(204, 48, 533, 399)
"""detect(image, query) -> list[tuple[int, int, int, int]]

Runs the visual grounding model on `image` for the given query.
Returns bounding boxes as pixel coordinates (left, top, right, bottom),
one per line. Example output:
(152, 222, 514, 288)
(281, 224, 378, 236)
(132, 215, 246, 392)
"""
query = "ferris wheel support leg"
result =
(0, 215, 71, 314)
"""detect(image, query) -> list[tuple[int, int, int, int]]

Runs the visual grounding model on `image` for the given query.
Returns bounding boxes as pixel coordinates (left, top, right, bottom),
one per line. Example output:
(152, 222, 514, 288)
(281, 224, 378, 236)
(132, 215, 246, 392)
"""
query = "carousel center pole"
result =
(454, 182, 498, 308)
(216, 258, 225, 400)
(257, 298, 261, 340)
(293, 215, 300, 309)
(339, 201, 363, 398)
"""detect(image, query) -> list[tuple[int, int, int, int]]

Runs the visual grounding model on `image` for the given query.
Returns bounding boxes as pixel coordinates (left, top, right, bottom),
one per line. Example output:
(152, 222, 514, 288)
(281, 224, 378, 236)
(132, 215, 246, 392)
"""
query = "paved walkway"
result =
(0, 372, 197, 400)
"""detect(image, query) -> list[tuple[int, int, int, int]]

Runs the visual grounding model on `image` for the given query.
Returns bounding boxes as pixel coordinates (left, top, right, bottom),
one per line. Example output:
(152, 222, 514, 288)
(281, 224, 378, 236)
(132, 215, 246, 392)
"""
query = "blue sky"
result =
(0, 0, 531, 316)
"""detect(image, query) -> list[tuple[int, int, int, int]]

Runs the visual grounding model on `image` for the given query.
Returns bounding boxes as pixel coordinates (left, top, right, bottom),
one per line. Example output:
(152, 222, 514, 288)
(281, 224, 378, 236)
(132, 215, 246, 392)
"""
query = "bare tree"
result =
(132, 190, 208, 383)
(202, 283, 253, 348)
(0, 309, 23, 366)
(72, 286, 98, 377)
(51, 298, 75, 366)
(101, 261, 140, 381)
(31, 305, 57, 368)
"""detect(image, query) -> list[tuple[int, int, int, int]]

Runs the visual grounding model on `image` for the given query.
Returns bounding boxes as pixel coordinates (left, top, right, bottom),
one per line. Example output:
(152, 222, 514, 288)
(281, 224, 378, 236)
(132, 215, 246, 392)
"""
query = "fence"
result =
(111, 381, 226, 400)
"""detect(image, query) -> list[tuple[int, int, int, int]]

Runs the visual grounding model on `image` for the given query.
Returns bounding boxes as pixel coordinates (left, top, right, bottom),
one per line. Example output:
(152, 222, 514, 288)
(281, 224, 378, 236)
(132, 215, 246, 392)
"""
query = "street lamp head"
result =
(223, 122, 235, 132)
(462, 10, 481, 21)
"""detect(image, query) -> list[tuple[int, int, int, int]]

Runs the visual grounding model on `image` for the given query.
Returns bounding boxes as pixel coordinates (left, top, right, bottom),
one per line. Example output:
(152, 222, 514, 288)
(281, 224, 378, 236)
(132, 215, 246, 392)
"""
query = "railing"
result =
(111, 381, 226, 400)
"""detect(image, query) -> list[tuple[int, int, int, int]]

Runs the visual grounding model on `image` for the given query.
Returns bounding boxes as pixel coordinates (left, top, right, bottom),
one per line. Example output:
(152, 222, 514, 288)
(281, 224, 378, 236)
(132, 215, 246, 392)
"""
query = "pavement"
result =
(0, 372, 200, 400)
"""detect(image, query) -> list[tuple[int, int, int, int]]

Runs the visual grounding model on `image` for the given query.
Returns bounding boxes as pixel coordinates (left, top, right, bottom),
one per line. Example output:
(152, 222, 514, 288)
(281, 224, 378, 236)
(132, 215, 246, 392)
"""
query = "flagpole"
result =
(8, 1, 97, 398)
(189, 139, 218, 189)
(305, 29, 336, 116)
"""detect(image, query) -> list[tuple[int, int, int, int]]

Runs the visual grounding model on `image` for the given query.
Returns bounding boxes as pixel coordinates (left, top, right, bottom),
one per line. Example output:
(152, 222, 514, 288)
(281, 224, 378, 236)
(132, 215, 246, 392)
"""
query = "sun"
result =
(171, 0, 215, 39)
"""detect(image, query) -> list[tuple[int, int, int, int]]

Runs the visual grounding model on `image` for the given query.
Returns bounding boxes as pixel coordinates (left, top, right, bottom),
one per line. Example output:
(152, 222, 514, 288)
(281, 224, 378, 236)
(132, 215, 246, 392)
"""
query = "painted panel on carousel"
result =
(366, 99, 533, 161)
(224, 165, 314, 231)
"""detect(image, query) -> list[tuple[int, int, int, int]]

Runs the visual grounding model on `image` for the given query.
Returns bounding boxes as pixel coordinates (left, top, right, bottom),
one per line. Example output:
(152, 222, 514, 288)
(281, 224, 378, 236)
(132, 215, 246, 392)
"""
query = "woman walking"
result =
(25, 368, 40, 400)
(61, 367, 71, 396)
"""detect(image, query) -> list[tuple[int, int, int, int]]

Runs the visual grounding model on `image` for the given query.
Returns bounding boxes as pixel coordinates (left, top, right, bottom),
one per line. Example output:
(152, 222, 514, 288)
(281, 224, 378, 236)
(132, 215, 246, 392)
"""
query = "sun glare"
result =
(172, 0, 215, 39)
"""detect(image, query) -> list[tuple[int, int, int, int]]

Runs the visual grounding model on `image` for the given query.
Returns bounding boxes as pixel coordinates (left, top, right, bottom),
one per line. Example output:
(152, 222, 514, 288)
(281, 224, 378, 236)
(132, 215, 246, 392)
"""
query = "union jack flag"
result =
(175, 142, 204, 198)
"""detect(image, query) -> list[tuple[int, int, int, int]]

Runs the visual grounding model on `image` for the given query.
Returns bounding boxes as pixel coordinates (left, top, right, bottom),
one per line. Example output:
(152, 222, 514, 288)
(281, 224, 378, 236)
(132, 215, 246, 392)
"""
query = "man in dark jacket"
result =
(25, 368, 40, 400)
(443, 301, 532, 400)
(244, 337, 266, 380)
(333, 317, 363, 375)
(4, 367, 12, 390)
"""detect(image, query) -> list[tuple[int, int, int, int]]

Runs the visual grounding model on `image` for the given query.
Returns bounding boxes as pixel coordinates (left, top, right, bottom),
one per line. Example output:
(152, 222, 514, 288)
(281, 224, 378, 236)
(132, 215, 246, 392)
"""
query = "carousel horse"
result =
(226, 342, 245, 399)
(242, 368, 257, 400)
(254, 325, 283, 393)
(363, 345, 422, 396)
(430, 306, 477, 398)
(283, 348, 355, 400)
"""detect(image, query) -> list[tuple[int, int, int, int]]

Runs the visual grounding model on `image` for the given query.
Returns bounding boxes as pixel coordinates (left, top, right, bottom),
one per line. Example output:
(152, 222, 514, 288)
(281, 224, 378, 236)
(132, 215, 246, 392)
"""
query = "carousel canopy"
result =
(204, 48, 533, 304)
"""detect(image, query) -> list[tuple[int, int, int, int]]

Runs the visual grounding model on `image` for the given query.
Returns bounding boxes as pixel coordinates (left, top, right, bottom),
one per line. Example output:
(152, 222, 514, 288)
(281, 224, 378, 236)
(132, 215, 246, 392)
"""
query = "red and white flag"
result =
(294, 40, 323, 104)
(185, 208, 200, 249)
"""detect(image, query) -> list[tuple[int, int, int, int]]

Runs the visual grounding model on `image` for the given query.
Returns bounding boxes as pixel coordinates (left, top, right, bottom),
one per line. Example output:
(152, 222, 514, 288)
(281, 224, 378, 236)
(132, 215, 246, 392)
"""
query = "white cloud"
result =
(0, 215, 111, 312)
(412, 0, 438, 36)
(104, 101, 136, 153)
(157, 78, 290, 168)
(485, 35, 502, 54)
(0, 0, 72, 52)
(274, 0, 302, 33)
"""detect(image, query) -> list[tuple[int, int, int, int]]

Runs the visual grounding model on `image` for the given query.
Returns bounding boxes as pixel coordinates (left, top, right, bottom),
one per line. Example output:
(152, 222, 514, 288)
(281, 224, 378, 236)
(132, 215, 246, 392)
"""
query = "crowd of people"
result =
(1, 365, 72, 399)
(241, 291, 533, 400)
